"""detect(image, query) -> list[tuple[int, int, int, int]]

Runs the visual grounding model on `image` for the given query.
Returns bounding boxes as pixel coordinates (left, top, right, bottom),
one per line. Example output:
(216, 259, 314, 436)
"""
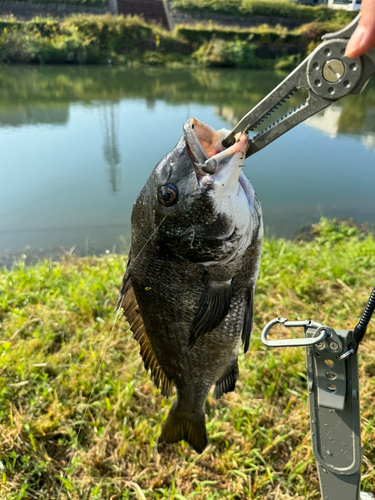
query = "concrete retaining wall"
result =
(166, 7, 308, 29)
(0, 0, 117, 19)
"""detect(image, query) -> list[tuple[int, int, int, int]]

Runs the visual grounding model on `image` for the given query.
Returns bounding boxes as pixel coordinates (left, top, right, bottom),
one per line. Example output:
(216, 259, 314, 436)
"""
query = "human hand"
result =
(346, 0, 375, 57)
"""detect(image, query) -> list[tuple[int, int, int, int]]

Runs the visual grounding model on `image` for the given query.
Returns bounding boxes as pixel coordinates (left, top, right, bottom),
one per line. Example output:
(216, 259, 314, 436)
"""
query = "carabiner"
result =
(261, 317, 327, 348)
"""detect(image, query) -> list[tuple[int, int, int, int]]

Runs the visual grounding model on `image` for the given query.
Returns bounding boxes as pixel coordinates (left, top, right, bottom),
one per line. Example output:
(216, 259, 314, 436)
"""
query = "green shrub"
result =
(62, 14, 153, 53)
(0, 26, 96, 63)
(295, 19, 350, 40)
(0, 19, 23, 32)
(0, 15, 173, 64)
(142, 50, 173, 65)
(0, 31, 36, 63)
(27, 17, 60, 37)
(225, 39, 260, 67)
(0, 17, 60, 36)
(193, 38, 260, 68)
(153, 30, 190, 55)
(33, 31, 93, 63)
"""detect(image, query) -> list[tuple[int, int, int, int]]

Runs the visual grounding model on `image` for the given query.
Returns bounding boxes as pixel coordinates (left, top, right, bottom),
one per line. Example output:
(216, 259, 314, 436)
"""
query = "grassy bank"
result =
(0, 14, 350, 67)
(170, 0, 356, 23)
(1, 218, 375, 499)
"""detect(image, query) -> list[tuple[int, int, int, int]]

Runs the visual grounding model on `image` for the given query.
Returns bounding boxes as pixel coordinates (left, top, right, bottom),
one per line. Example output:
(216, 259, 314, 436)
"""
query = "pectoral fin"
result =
(241, 287, 254, 354)
(189, 272, 232, 349)
(117, 260, 173, 397)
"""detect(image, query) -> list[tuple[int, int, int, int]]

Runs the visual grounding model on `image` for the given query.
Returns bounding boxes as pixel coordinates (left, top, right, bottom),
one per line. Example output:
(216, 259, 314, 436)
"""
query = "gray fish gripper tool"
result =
(261, 319, 365, 500)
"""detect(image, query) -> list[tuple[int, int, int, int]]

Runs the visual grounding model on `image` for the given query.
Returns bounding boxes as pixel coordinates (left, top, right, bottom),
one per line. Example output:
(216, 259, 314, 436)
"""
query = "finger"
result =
(346, 0, 375, 58)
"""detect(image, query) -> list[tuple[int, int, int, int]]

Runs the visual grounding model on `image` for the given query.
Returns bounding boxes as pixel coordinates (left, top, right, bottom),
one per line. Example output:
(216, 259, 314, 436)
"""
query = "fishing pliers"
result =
(222, 14, 375, 157)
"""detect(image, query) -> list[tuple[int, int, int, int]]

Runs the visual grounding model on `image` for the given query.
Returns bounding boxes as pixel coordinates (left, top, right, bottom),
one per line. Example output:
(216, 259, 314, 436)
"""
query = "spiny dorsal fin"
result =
(241, 287, 254, 354)
(189, 271, 232, 349)
(117, 266, 173, 398)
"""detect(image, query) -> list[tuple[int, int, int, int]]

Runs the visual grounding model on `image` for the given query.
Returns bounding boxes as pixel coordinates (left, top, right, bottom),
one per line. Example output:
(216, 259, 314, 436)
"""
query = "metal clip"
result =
(261, 317, 327, 347)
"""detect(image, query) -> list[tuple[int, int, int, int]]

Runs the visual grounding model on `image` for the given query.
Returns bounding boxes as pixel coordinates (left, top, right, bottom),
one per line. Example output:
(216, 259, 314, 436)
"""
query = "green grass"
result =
(170, 0, 356, 23)
(1, 218, 375, 499)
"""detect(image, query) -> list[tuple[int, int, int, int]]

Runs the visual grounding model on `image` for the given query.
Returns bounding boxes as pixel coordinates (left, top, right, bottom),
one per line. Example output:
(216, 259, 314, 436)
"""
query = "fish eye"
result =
(158, 184, 178, 207)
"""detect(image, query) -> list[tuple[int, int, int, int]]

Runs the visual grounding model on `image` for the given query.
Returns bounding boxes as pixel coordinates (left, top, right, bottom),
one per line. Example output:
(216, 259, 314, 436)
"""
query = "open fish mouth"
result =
(183, 117, 249, 180)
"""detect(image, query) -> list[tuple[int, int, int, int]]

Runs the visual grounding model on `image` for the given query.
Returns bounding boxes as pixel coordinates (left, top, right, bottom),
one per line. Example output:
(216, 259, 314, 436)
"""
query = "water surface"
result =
(1, 65, 375, 264)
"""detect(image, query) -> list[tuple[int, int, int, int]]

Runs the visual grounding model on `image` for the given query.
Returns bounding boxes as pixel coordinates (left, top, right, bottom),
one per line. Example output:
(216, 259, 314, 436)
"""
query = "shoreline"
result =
(0, 13, 352, 68)
(2, 217, 375, 270)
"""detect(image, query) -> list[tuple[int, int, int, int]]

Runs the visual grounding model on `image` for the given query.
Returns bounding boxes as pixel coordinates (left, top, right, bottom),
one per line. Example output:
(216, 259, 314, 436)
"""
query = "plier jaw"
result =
(222, 13, 375, 157)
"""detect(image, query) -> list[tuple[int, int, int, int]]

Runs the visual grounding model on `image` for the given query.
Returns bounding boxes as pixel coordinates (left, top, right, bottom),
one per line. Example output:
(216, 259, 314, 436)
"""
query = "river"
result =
(1, 65, 375, 264)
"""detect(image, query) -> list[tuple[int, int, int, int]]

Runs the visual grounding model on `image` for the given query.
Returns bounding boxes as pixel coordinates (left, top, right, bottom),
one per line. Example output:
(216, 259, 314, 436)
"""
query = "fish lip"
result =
(183, 118, 209, 165)
(183, 117, 249, 179)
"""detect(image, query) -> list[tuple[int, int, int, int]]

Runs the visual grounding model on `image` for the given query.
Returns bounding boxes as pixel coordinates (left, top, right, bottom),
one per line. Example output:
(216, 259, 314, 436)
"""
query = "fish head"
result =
(131, 117, 261, 264)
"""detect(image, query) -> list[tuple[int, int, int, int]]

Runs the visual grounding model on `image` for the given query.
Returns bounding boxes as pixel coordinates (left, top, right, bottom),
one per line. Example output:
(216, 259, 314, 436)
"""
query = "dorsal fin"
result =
(189, 271, 232, 349)
(117, 265, 173, 398)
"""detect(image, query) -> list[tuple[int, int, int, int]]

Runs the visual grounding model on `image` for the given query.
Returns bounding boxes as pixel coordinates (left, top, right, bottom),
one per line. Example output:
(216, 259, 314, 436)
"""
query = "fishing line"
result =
(56, 307, 121, 500)
(127, 215, 167, 271)
(57, 214, 168, 499)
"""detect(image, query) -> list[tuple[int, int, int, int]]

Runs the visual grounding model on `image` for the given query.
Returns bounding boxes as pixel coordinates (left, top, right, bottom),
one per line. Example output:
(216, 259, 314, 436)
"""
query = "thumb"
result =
(346, 0, 375, 58)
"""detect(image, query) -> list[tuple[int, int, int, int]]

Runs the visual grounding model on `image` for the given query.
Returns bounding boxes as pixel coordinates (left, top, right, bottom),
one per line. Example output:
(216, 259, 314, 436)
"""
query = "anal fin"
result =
(189, 272, 232, 348)
(213, 361, 239, 399)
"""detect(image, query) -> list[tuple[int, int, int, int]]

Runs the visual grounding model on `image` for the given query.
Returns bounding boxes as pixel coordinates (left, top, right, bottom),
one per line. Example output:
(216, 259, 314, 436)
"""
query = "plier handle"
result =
(222, 14, 375, 157)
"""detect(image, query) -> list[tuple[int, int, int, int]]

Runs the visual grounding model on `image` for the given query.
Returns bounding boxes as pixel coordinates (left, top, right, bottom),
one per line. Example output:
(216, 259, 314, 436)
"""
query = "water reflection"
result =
(0, 105, 69, 127)
(100, 104, 121, 194)
(0, 65, 294, 111)
(0, 65, 374, 262)
(1, 66, 374, 131)
(306, 100, 375, 151)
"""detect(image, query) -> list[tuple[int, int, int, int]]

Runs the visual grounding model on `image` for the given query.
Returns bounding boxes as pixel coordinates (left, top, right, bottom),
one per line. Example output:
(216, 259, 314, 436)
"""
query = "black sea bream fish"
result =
(117, 117, 262, 453)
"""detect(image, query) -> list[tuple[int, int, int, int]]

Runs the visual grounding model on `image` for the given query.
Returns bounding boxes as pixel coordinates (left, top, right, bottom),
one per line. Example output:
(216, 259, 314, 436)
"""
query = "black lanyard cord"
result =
(351, 287, 375, 352)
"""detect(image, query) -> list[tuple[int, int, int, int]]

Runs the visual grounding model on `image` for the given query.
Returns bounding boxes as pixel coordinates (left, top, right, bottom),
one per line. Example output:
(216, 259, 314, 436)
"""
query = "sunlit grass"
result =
(1, 218, 375, 499)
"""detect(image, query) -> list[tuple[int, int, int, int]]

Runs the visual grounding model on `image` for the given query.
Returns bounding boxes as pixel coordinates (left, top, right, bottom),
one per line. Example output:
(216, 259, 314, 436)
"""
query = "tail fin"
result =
(159, 403, 207, 453)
